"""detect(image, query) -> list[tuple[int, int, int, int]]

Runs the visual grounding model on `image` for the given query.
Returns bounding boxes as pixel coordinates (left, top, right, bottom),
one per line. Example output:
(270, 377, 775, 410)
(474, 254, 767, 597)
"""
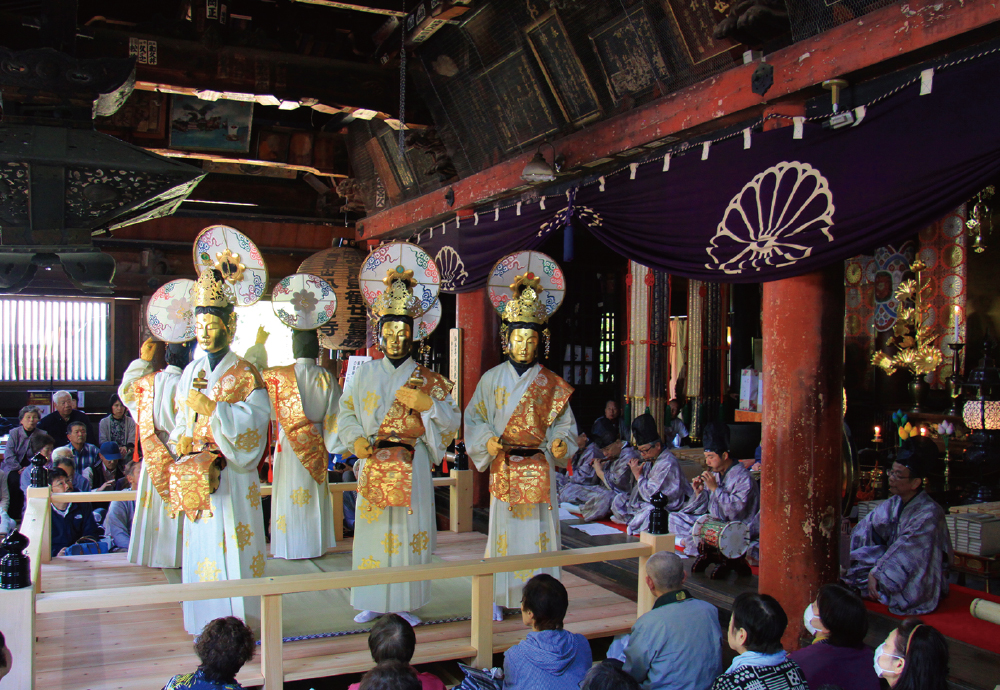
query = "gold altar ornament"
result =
(871, 259, 943, 377)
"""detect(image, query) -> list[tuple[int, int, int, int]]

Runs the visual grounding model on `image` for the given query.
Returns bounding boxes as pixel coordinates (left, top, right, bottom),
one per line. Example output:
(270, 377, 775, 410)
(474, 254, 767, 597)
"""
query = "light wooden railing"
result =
(2, 479, 672, 690)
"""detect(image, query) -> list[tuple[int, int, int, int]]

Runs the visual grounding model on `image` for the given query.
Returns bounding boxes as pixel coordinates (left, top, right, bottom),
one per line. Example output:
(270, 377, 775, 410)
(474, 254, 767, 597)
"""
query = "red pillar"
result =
(760, 265, 844, 650)
(456, 287, 500, 507)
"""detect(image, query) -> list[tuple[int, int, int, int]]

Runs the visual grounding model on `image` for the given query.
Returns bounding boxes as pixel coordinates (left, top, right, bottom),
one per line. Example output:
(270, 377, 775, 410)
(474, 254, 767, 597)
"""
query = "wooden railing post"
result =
(470, 573, 494, 670)
(331, 489, 345, 541)
(449, 469, 473, 533)
(27, 487, 51, 564)
(0, 586, 35, 689)
(261, 594, 283, 690)
(636, 532, 675, 617)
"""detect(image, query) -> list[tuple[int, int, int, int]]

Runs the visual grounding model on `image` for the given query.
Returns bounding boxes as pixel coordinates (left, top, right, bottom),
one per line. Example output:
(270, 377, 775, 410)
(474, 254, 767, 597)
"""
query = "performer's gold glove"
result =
(551, 438, 568, 460)
(140, 337, 162, 362)
(175, 436, 193, 456)
(255, 325, 270, 345)
(354, 437, 373, 459)
(487, 436, 503, 458)
(395, 387, 433, 412)
(186, 390, 217, 416)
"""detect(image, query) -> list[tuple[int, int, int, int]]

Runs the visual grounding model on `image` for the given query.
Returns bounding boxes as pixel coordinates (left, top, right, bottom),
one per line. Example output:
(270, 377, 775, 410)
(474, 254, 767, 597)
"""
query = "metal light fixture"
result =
(967, 186, 994, 254)
(521, 142, 557, 183)
(962, 336, 1000, 501)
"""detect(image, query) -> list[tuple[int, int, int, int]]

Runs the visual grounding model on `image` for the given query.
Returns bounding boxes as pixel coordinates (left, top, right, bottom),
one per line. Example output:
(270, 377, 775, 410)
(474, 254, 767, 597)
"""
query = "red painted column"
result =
(456, 287, 500, 507)
(760, 265, 844, 650)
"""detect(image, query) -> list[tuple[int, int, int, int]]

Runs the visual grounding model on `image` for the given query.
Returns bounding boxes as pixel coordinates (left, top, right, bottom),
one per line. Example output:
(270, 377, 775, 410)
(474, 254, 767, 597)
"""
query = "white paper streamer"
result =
(494, 208, 499, 221)
(662, 153, 671, 172)
(793, 117, 805, 139)
(629, 162, 639, 179)
(743, 128, 752, 149)
(599, 176, 606, 191)
(456, 215, 461, 228)
(540, 197, 546, 210)
(516, 201, 522, 216)
(701, 142, 711, 160)
(474, 212, 479, 225)
(920, 68, 934, 96)
(853, 106, 866, 125)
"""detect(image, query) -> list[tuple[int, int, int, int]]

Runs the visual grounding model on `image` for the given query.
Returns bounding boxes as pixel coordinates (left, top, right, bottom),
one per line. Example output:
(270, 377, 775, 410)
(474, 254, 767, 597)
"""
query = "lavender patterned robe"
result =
(669, 462, 759, 555)
(556, 443, 602, 503)
(843, 490, 952, 615)
(558, 444, 638, 521)
(611, 448, 694, 535)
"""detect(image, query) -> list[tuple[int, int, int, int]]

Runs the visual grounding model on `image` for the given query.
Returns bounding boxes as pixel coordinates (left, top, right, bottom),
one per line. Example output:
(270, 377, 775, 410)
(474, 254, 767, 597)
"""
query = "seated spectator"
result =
(0, 630, 10, 683)
(0, 470, 14, 536)
(3, 405, 41, 473)
(164, 616, 256, 690)
(49, 468, 101, 557)
(873, 619, 949, 690)
(624, 552, 721, 690)
(99, 393, 136, 459)
(346, 614, 445, 690)
(104, 460, 140, 552)
(60, 421, 100, 475)
(503, 574, 592, 690)
(665, 399, 689, 448)
(594, 400, 630, 442)
(582, 660, 641, 690)
(712, 593, 808, 690)
(359, 660, 422, 690)
(89, 442, 125, 492)
(37, 391, 93, 448)
(789, 584, 879, 690)
(18, 432, 57, 496)
(51, 449, 92, 493)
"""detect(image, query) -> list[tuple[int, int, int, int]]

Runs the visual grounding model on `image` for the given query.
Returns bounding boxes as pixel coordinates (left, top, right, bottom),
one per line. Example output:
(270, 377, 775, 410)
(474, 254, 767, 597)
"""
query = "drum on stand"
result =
(691, 516, 750, 560)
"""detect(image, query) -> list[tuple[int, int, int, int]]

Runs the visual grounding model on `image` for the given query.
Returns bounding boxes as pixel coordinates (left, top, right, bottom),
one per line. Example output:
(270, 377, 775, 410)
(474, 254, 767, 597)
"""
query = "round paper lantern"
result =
(298, 246, 367, 350)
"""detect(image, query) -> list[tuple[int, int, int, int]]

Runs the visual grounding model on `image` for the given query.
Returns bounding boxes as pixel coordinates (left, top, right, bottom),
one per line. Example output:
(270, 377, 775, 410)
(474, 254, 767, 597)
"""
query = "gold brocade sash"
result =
(358, 365, 454, 510)
(263, 365, 327, 484)
(168, 450, 226, 521)
(135, 372, 174, 501)
(489, 367, 573, 506)
(192, 358, 265, 451)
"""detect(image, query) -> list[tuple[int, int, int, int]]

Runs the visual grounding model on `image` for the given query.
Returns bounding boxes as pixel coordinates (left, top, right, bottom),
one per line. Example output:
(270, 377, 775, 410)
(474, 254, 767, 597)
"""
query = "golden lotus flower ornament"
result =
(214, 249, 246, 283)
(871, 259, 943, 377)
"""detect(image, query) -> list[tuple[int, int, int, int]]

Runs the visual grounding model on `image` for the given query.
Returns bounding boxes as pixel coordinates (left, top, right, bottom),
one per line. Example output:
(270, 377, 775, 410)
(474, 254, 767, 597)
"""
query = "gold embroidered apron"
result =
(134, 371, 174, 502)
(357, 365, 454, 510)
(489, 367, 574, 508)
(263, 365, 327, 484)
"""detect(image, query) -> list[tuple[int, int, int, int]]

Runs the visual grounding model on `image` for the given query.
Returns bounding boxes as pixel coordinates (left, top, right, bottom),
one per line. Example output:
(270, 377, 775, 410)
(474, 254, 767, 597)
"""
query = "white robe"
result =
(119, 359, 184, 568)
(269, 358, 341, 559)
(465, 361, 578, 607)
(337, 356, 460, 613)
(169, 350, 270, 634)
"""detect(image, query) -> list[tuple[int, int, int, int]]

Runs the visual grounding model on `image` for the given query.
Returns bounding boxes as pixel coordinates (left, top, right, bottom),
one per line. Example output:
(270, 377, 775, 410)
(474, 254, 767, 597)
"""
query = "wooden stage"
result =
(34, 531, 638, 690)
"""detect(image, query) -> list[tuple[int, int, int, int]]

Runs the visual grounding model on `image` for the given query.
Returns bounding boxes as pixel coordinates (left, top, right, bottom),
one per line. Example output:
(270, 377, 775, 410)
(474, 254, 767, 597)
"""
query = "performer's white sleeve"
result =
(336, 372, 365, 453)
(420, 391, 460, 467)
(211, 388, 271, 471)
(119, 358, 154, 419)
(544, 404, 579, 469)
(463, 379, 497, 473)
(322, 371, 343, 454)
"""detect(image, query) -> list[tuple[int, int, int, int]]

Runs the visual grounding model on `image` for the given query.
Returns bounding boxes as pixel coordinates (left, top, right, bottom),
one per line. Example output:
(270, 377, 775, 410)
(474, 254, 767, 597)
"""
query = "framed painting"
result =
(588, 4, 672, 104)
(169, 95, 253, 153)
(477, 48, 561, 152)
(525, 11, 602, 126)
(661, 0, 741, 65)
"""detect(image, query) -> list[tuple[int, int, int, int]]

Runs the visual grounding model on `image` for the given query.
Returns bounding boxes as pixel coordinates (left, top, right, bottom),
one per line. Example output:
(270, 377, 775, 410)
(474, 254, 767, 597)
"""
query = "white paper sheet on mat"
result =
(571, 523, 624, 536)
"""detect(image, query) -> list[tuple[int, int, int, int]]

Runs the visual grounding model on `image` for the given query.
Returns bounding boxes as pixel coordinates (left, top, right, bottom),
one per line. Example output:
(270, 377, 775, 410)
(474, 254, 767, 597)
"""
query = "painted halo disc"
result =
(271, 273, 338, 330)
(359, 241, 440, 317)
(146, 279, 196, 343)
(487, 250, 566, 318)
(192, 224, 268, 307)
(415, 297, 442, 342)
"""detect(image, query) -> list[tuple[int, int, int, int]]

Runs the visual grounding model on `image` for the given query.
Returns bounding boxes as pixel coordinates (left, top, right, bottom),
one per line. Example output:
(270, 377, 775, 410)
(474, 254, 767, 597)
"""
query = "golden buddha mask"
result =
(508, 327, 539, 364)
(195, 313, 232, 353)
(380, 320, 413, 359)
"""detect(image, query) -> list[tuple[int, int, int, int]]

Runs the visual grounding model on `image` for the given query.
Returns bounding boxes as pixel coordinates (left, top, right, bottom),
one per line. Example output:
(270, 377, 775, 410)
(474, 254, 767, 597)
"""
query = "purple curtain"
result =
(416, 48, 1000, 289)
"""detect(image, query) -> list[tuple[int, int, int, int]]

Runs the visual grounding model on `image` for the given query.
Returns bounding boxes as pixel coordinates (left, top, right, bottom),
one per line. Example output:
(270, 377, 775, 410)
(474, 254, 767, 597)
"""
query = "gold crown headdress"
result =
(502, 273, 549, 325)
(193, 268, 233, 309)
(371, 266, 423, 318)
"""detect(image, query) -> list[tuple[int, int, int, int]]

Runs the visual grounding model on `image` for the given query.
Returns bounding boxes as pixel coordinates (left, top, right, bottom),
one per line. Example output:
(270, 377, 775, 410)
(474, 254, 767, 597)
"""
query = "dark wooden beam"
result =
(357, 0, 1000, 240)
(292, 0, 409, 17)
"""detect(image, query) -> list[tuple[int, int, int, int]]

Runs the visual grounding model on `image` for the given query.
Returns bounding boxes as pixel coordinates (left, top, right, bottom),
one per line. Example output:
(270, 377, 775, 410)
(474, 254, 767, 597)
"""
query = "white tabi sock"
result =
(354, 610, 384, 623)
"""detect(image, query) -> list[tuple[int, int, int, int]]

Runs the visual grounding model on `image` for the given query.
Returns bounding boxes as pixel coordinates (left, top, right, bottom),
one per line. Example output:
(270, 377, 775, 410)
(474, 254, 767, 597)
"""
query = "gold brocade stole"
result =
(358, 365, 454, 510)
(135, 371, 174, 502)
(192, 358, 265, 449)
(489, 367, 574, 506)
(263, 365, 327, 484)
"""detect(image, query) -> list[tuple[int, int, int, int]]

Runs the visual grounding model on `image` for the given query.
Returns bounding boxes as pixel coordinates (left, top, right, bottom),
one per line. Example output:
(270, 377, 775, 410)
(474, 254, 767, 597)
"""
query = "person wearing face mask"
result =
(341, 260, 460, 626)
(465, 268, 578, 622)
(872, 619, 949, 690)
(843, 437, 951, 615)
(788, 583, 879, 690)
(610, 412, 694, 535)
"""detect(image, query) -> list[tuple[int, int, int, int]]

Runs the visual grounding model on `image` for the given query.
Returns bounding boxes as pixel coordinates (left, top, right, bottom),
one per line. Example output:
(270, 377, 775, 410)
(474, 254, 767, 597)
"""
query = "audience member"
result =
(711, 593, 808, 690)
(594, 400, 629, 442)
(49, 468, 101, 557)
(3, 405, 41, 473)
(51, 449, 92, 493)
(503, 574, 592, 690)
(37, 391, 93, 448)
(624, 552, 721, 690)
(89, 442, 125, 491)
(665, 399, 689, 448)
(164, 616, 256, 690)
(98, 393, 136, 459)
(104, 460, 140, 552)
(346, 614, 445, 690)
(0, 470, 14, 536)
(788, 584, 879, 690)
(358, 660, 422, 690)
(0, 630, 10, 683)
(61, 421, 100, 474)
(18, 432, 57, 501)
(873, 619, 949, 690)
(582, 660, 641, 690)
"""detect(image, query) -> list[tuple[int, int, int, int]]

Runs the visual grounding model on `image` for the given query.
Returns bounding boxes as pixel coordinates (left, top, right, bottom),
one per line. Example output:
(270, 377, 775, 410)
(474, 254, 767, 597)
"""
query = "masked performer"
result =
(263, 274, 342, 560)
(465, 262, 578, 621)
(668, 421, 759, 555)
(169, 266, 271, 634)
(340, 251, 459, 625)
(119, 337, 192, 568)
(843, 438, 951, 615)
(609, 412, 693, 535)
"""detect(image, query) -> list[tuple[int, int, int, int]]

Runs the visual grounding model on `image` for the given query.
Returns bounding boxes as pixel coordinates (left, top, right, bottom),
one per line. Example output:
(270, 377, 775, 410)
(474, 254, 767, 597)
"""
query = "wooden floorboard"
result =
(33, 531, 637, 690)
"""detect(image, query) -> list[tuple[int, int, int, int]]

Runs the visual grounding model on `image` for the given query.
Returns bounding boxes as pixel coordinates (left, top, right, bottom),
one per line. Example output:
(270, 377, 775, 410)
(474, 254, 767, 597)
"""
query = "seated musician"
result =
(668, 421, 759, 555)
(842, 438, 951, 615)
(610, 412, 693, 535)
(559, 418, 635, 521)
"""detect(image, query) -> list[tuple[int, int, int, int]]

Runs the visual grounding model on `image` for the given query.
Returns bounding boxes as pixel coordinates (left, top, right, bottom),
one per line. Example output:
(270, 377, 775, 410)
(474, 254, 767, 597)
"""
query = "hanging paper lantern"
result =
(298, 246, 367, 350)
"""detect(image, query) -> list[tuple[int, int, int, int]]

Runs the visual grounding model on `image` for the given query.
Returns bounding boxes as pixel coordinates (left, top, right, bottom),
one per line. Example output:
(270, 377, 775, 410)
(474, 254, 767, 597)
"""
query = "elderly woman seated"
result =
(164, 617, 257, 690)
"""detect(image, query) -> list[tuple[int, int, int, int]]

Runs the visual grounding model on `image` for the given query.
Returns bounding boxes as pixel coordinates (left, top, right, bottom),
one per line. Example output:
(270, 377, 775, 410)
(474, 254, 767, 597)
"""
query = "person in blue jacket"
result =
(49, 468, 101, 557)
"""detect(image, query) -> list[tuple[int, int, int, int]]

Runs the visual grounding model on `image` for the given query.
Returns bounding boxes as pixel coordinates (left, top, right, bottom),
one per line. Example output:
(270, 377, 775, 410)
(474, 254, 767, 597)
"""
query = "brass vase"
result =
(908, 375, 928, 412)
